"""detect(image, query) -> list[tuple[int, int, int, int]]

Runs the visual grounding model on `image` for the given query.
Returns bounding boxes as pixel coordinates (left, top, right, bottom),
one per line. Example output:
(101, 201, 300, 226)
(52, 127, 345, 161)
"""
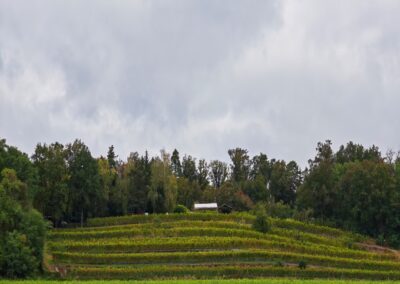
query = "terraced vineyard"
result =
(47, 213, 400, 280)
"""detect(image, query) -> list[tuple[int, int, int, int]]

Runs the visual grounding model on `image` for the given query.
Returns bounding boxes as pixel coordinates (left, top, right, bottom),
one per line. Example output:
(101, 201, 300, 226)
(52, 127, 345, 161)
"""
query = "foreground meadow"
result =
(2, 280, 400, 284)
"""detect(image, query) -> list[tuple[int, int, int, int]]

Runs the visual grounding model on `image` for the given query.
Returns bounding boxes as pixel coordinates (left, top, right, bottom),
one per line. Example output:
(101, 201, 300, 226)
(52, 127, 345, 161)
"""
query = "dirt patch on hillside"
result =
(356, 242, 400, 259)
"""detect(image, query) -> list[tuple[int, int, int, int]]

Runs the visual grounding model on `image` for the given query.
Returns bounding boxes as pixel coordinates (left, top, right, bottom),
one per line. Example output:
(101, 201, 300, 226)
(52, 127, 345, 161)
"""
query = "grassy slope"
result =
(46, 212, 400, 280)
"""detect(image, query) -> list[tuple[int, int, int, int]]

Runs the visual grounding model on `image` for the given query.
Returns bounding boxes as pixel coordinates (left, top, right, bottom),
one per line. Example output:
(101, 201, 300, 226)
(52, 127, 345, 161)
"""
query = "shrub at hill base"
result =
(1, 231, 38, 278)
(252, 209, 271, 234)
(174, 204, 189, 213)
(0, 169, 47, 278)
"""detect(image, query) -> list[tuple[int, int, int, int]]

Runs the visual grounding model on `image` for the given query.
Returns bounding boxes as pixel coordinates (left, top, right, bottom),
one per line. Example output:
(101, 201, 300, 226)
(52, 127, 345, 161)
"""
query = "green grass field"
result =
(2, 280, 400, 284)
(45, 212, 400, 280)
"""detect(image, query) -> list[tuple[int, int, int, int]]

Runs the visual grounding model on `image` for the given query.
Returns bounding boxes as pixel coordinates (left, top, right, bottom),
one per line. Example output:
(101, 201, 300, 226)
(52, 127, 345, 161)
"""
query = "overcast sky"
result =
(1, 1, 400, 166)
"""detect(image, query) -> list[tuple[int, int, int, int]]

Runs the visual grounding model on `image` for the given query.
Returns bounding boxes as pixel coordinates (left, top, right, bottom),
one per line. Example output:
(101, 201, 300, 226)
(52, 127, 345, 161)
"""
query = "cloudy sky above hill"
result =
(1, 0, 400, 166)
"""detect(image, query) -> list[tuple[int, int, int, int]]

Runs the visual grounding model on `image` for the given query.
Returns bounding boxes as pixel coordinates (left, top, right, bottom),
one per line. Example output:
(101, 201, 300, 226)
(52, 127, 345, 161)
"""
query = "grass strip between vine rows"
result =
(86, 213, 353, 239)
(52, 249, 400, 271)
(48, 236, 395, 260)
(50, 225, 351, 249)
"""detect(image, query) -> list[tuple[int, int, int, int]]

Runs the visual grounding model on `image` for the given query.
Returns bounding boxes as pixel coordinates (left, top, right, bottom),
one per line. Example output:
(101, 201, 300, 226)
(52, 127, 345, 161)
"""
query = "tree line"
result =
(1, 138, 400, 251)
(30, 141, 303, 226)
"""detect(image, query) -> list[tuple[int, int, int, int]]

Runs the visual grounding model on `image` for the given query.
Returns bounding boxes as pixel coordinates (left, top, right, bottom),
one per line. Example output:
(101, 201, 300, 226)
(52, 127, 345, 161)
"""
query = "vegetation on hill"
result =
(46, 212, 400, 280)
(1, 137, 400, 279)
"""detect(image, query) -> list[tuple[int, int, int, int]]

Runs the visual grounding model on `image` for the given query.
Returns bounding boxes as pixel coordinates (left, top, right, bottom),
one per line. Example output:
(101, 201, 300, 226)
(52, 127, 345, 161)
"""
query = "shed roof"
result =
(194, 203, 218, 209)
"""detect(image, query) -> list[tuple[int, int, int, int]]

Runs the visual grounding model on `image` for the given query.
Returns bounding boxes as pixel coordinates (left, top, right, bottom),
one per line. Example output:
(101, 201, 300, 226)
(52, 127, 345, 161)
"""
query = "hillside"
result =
(47, 212, 400, 280)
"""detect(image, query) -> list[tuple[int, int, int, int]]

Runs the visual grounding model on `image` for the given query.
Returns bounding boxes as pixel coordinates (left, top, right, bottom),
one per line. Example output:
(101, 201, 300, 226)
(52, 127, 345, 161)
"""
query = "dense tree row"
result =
(1, 137, 400, 277)
(0, 140, 47, 278)
(26, 139, 304, 226)
(297, 140, 400, 246)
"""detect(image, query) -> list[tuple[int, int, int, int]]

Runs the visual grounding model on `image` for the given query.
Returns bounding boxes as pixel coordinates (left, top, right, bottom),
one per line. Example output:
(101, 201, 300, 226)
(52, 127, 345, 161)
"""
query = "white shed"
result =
(193, 203, 218, 211)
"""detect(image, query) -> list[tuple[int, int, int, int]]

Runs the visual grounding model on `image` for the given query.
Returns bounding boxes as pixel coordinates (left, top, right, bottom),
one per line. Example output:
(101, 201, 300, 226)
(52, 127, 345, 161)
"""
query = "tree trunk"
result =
(80, 209, 84, 228)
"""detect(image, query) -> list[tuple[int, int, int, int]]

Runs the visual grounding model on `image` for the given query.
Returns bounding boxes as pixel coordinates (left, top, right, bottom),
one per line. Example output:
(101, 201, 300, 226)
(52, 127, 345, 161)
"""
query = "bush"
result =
(0, 231, 38, 278)
(173, 205, 189, 214)
(19, 209, 48, 269)
(266, 201, 294, 219)
(0, 181, 47, 278)
(346, 240, 354, 249)
(387, 234, 400, 249)
(298, 260, 307, 269)
(252, 211, 271, 234)
(293, 208, 314, 222)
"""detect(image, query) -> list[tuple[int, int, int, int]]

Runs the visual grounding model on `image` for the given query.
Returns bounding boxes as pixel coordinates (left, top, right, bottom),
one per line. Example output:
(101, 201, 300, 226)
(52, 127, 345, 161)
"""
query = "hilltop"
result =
(46, 212, 400, 280)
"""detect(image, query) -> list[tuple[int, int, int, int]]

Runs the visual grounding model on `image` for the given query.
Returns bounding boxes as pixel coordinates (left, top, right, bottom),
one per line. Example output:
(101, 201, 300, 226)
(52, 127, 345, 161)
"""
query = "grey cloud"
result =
(1, 0, 400, 166)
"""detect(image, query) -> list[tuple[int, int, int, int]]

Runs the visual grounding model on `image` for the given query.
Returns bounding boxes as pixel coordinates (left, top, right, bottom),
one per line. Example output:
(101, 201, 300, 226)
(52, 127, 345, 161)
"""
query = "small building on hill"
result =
(193, 203, 218, 211)
(218, 203, 233, 214)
